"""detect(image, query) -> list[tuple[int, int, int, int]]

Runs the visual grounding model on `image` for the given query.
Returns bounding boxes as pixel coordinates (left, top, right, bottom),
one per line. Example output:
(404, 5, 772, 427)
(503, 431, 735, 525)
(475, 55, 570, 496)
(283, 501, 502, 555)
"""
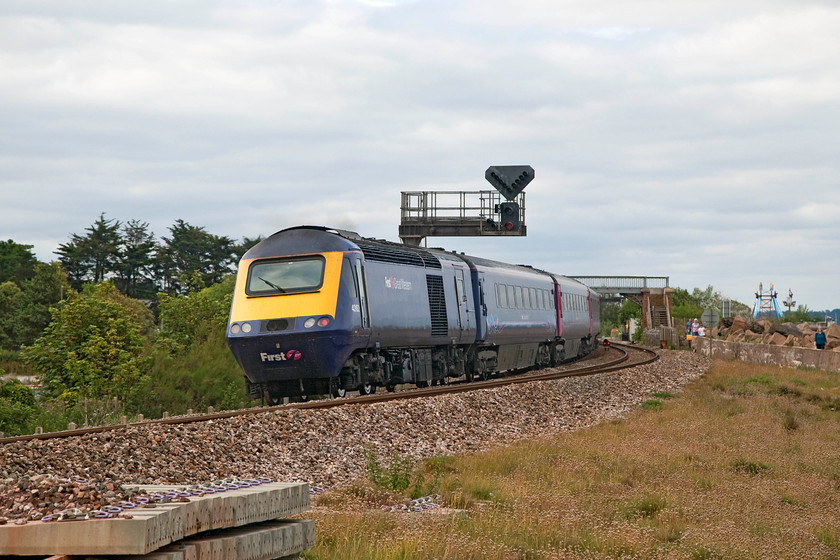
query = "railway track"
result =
(0, 342, 657, 445)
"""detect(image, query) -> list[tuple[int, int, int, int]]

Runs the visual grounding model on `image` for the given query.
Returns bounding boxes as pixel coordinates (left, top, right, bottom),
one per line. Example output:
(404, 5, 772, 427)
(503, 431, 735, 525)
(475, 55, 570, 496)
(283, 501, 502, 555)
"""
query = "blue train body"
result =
(226, 226, 600, 401)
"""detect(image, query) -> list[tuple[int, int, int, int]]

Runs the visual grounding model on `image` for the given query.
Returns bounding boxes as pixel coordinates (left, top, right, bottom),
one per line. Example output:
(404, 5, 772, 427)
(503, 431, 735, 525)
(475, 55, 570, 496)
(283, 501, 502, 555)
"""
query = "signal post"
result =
(399, 165, 533, 246)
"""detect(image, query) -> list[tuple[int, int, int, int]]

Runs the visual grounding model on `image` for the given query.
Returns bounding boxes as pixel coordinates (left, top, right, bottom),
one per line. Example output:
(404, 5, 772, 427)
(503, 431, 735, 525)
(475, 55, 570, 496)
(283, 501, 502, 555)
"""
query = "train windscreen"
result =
(246, 256, 326, 295)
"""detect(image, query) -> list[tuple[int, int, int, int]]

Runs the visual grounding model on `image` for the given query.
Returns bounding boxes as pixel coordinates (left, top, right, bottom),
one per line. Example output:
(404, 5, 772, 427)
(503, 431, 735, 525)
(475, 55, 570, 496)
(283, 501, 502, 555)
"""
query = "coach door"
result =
(354, 258, 371, 331)
(343, 255, 371, 342)
(453, 268, 473, 339)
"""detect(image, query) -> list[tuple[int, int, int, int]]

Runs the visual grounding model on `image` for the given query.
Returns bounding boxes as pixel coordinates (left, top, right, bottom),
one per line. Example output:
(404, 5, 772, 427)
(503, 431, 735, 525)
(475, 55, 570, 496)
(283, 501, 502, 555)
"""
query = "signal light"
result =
(485, 165, 535, 200)
(499, 201, 520, 231)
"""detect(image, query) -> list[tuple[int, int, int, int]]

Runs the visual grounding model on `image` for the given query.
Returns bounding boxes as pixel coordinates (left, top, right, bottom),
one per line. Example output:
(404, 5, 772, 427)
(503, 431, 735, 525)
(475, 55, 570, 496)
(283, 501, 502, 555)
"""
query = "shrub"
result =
(22, 282, 152, 412)
(365, 447, 416, 493)
(0, 378, 37, 435)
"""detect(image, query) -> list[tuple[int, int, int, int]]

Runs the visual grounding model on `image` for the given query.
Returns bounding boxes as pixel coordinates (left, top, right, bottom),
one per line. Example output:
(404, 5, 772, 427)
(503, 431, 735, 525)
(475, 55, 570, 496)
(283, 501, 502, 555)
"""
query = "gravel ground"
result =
(0, 350, 710, 521)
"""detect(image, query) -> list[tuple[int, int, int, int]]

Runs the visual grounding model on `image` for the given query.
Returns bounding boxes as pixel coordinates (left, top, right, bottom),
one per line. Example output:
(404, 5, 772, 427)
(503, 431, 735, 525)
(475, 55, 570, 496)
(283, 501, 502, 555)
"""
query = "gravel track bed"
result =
(0, 350, 709, 521)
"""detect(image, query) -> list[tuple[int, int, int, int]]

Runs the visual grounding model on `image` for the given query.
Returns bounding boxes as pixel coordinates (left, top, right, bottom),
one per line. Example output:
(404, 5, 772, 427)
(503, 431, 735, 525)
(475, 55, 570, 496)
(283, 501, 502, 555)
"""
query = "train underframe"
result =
(247, 336, 596, 403)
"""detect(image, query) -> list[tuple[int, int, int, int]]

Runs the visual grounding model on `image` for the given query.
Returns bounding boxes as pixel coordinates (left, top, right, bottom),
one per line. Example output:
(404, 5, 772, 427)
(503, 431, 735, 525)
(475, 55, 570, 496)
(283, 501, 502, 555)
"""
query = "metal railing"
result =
(400, 190, 524, 222)
(569, 276, 670, 292)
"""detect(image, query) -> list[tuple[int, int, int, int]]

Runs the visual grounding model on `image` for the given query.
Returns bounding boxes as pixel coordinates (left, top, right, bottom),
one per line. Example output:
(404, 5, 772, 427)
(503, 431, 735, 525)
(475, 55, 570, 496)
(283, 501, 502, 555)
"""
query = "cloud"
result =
(2, 1, 840, 310)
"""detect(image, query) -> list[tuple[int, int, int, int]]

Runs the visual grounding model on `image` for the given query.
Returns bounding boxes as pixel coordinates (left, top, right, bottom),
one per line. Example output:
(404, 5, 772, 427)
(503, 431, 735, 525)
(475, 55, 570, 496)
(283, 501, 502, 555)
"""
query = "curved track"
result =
(0, 343, 657, 445)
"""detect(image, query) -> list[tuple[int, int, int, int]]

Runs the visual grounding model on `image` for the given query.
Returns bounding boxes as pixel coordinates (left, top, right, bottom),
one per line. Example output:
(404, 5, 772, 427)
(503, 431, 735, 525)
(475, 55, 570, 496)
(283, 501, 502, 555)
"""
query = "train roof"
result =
(246, 226, 593, 292)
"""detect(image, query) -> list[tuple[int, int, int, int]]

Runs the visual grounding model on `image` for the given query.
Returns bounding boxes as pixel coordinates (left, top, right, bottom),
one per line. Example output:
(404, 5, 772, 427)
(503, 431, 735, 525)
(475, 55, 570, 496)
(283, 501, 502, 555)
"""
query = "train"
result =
(226, 226, 601, 402)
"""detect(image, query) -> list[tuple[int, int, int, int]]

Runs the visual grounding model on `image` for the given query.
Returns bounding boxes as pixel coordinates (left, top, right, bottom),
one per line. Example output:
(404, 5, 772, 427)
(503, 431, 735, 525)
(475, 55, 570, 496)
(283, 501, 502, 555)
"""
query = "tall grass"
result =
(306, 359, 840, 559)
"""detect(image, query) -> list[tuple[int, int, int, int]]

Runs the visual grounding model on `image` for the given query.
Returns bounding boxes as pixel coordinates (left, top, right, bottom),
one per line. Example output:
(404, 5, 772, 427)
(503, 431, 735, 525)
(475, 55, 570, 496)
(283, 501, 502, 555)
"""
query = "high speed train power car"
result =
(226, 226, 600, 401)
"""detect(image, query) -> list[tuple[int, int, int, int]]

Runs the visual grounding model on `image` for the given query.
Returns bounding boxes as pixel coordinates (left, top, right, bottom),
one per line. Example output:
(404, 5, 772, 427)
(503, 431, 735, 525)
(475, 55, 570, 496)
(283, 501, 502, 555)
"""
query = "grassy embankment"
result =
(305, 357, 840, 559)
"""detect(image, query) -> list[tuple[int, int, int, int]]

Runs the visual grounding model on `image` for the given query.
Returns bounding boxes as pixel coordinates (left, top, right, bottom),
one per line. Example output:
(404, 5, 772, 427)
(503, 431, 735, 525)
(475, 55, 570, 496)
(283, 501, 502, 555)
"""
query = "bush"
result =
(0, 378, 37, 435)
(22, 282, 153, 412)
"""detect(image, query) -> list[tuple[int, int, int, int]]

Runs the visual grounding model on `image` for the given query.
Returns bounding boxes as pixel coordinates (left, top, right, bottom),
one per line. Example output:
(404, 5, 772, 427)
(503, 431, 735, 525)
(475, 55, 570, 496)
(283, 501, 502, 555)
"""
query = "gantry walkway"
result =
(569, 276, 673, 330)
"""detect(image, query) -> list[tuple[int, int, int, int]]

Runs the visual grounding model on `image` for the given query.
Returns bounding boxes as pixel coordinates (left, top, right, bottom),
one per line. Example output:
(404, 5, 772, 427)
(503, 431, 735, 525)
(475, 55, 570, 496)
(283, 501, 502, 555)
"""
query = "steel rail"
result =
(0, 343, 657, 445)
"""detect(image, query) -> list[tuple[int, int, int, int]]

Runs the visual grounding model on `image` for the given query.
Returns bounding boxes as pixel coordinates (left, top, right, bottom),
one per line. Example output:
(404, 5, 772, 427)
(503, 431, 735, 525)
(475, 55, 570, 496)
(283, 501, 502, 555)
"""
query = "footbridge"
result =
(569, 276, 673, 330)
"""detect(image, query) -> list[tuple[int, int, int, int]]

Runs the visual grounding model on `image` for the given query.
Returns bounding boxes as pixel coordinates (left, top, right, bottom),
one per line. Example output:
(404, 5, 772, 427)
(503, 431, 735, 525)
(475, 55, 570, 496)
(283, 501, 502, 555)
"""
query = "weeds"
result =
(733, 459, 770, 476)
(640, 399, 664, 411)
(307, 359, 840, 559)
(364, 447, 415, 493)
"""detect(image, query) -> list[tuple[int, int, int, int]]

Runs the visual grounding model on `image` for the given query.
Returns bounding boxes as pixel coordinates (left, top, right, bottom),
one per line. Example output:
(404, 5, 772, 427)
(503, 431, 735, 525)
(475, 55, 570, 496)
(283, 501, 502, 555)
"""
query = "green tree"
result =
(56, 213, 122, 289)
(23, 282, 153, 411)
(114, 219, 158, 298)
(156, 220, 235, 293)
(156, 275, 235, 353)
(618, 299, 641, 325)
(233, 236, 264, 261)
(147, 276, 247, 415)
(0, 282, 23, 349)
(0, 262, 70, 349)
(691, 285, 721, 311)
(0, 240, 38, 284)
(671, 288, 702, 321)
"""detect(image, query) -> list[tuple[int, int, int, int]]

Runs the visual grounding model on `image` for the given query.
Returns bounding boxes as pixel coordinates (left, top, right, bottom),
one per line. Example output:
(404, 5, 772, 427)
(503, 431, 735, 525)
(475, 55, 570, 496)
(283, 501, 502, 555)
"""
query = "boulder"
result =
(783, 335, 797, 347)
(773, 322, 804, 338)
(827, 324, 840, 339)
(756, 320, 773, 334)
(769, 332, 788, 346)
(744, 330, 763, 343)
(729, 331, 747, 343)
(731, 316, 750, 333)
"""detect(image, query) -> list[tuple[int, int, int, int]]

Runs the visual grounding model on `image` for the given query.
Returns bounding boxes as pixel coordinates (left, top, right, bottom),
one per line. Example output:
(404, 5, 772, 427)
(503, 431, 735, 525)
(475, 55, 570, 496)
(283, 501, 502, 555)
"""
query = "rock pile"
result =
(713, 317, 840, 350)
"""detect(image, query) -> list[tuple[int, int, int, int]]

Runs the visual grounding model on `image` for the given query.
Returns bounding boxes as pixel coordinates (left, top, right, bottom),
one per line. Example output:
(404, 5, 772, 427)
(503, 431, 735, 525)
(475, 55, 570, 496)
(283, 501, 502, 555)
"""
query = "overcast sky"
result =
(2, 0, 838, 311)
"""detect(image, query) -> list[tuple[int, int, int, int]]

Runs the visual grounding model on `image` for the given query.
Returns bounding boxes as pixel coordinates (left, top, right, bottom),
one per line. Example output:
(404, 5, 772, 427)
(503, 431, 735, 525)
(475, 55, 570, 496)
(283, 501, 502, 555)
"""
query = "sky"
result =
(2, 0, 838, 311)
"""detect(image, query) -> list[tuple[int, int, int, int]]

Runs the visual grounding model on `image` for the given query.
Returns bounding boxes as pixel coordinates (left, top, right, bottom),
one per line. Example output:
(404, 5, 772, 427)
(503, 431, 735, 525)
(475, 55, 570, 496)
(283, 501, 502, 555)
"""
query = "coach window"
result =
(523, 288, 531, 309)
(507, 285, 515, 308)
(498, 284, 508, 308)
(514, 286, 523, 308)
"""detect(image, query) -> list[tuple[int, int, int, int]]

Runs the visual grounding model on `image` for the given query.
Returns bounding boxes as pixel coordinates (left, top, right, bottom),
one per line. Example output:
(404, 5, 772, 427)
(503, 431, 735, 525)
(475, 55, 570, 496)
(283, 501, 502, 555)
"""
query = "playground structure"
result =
(752, 282, 785, 319)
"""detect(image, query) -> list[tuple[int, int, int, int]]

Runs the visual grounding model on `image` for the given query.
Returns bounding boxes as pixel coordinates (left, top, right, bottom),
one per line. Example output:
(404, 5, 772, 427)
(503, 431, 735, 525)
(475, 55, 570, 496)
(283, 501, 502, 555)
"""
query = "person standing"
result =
(692, 319, 700, 338)
(698, 324, 706, 337)
(815, 328, 827, 350)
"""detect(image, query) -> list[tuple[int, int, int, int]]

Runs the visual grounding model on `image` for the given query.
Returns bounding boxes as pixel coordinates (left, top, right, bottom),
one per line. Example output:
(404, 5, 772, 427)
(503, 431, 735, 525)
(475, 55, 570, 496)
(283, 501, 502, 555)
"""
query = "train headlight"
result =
(230, 323, 241, 334)
(241, 322, 253, 333)
(303, 318, 317, 329)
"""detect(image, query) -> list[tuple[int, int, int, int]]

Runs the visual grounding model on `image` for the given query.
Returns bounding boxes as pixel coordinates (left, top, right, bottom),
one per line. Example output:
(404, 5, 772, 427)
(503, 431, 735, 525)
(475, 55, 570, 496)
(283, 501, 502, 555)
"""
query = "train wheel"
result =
(330, 379, 346, 398)
(385, 383, 396, 393)
(358, 383, 375, 396)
